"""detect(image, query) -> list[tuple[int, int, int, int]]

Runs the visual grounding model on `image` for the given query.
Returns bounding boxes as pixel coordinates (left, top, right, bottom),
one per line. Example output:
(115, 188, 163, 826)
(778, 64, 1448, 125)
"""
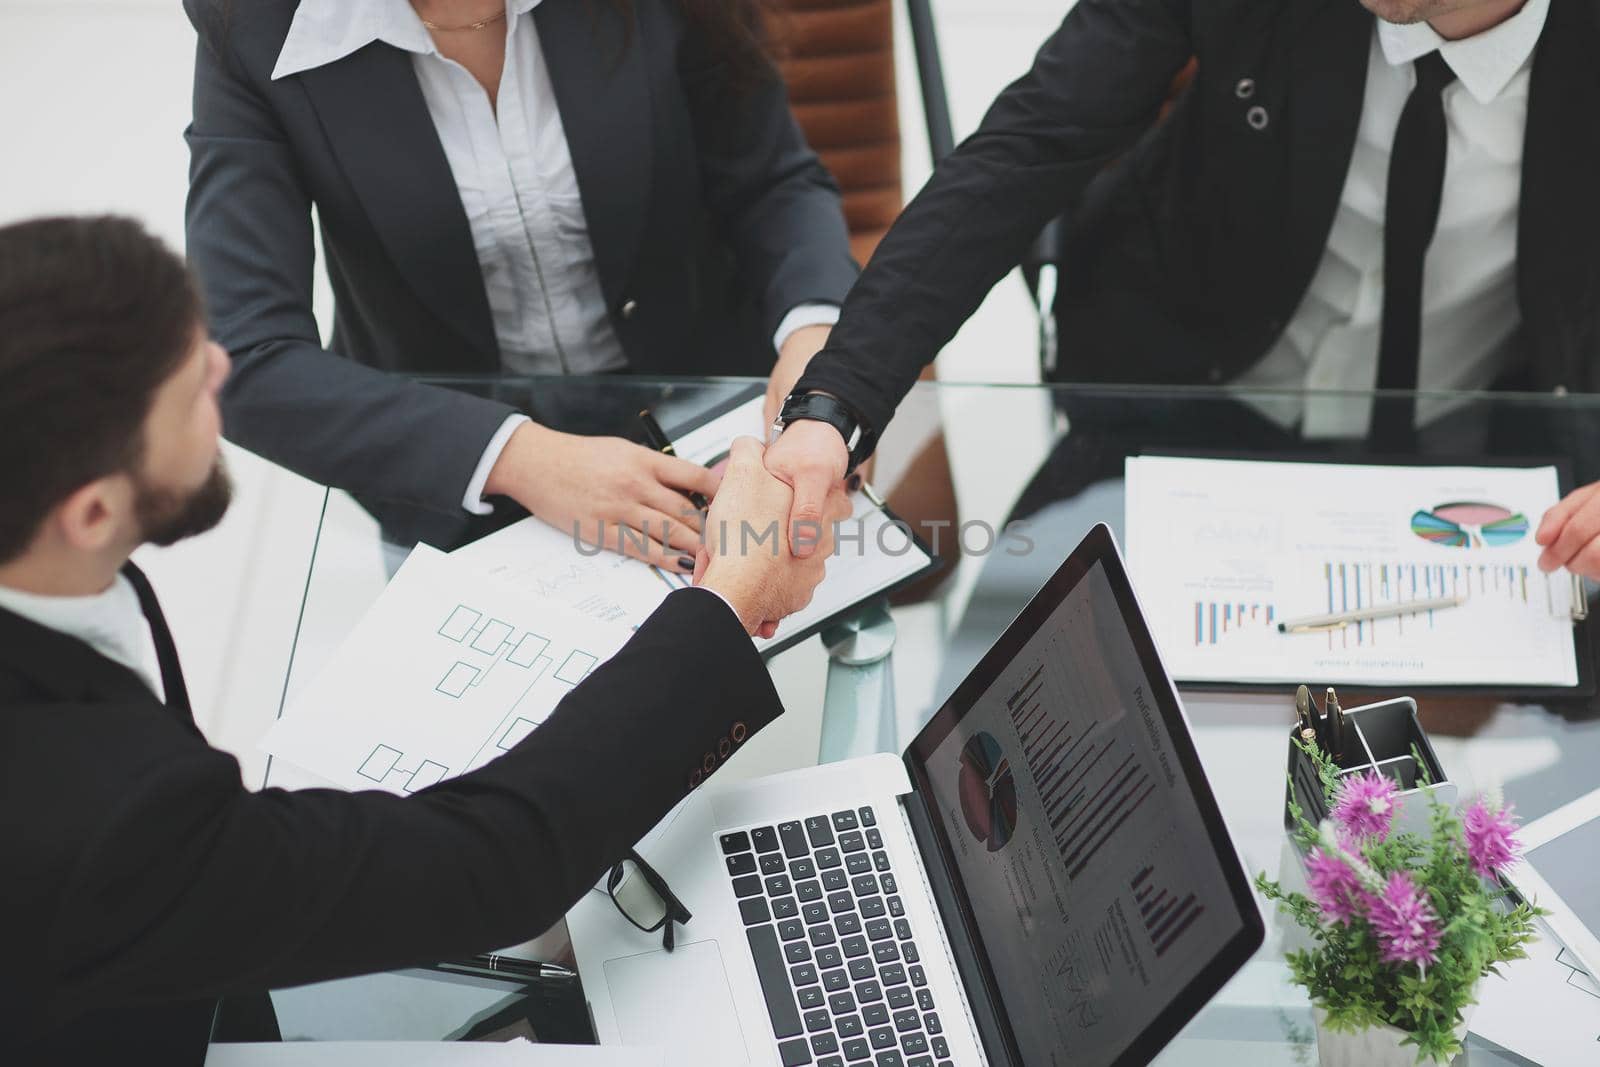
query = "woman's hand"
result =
(484, 423, 720, 573)
(1537, 481, 1600, 578)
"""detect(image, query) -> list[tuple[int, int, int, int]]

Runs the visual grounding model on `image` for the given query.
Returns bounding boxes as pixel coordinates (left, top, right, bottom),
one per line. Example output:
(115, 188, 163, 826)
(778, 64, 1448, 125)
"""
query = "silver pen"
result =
(1276, 595, 1465, 634)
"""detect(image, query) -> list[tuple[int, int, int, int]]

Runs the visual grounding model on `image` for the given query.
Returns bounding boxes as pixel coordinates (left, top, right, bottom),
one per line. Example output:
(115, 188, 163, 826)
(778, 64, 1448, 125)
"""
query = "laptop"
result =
(571, 524, 1265, 1066)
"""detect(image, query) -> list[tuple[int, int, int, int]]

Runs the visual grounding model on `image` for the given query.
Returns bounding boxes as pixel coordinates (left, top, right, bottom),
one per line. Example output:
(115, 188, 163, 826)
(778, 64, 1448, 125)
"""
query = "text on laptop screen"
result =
(925, 560, 1246, 1066)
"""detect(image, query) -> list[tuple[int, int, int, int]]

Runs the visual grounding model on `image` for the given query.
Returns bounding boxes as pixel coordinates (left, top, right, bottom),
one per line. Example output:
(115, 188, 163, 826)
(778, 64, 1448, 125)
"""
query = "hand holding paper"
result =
(1536, 479, 1600, 577)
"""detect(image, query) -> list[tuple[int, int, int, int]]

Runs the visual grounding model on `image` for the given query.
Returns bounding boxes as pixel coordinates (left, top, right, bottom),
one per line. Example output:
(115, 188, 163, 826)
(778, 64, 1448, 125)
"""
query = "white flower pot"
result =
(1314, 1006, 1474, 1067)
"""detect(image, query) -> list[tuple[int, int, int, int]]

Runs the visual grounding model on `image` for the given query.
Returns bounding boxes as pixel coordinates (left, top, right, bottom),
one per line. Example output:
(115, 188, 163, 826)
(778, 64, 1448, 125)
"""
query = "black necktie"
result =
(1374, 51, 1458, 445)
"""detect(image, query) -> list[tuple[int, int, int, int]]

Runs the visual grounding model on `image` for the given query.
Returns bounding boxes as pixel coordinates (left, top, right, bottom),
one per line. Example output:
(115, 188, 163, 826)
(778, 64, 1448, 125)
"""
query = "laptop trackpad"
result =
(604, 939, 748, 1065)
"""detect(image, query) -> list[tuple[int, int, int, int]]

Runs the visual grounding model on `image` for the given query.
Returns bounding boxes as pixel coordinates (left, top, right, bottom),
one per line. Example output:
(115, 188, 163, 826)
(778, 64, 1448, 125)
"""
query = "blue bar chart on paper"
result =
(1125, 456, 1580, 686)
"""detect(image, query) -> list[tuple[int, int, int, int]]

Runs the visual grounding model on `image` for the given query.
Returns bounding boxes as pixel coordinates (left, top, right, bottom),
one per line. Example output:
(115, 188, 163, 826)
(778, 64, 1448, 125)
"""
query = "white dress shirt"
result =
(1234, 0, 1548, 436)
(274, 0, 838, 512)
(0, 576, 165, 701)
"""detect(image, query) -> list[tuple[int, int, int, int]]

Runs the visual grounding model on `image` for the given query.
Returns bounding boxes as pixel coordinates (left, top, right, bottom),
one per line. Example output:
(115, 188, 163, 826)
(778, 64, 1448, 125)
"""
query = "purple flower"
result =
(1305, 848, 1368, 925)
(1463, 798, 1522, 879)
(1369, 871, 1442, 972)
(1332, 770, 1399, 842)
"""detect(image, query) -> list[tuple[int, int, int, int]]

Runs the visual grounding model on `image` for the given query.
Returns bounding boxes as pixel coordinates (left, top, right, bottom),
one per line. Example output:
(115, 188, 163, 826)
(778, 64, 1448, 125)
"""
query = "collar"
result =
(272, 0, 542, 81)
(0, 572, 162, 699)
(1378, 0, 1551, 106)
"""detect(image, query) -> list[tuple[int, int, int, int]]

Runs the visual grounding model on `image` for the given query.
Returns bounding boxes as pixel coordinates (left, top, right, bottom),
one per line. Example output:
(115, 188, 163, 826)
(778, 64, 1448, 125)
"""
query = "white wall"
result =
(0, 0, 1076, 772)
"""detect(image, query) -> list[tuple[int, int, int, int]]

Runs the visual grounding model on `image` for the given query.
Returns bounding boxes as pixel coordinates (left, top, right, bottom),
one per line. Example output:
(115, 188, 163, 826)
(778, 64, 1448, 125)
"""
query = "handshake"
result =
(693, 438, 853, 638)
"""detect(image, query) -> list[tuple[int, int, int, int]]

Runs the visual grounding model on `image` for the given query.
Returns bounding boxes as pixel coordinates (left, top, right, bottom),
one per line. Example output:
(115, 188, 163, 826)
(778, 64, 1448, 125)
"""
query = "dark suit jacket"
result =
(797, 0, 1600, 440)
(0, 565, 779, 1063)
(183, 0, 857, 533)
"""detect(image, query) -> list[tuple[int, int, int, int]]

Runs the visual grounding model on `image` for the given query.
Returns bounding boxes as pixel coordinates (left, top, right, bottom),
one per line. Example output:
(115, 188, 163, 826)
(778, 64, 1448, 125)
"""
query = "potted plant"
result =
(1256, 742, 1542, 1065)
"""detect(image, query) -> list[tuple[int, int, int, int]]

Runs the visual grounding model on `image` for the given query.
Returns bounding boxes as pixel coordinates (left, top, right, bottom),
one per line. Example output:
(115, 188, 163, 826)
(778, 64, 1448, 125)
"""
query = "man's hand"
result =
(1536, 481, 1600, 577)
(485, 423, 719, 573)
(763, 419, 850, 559)
(763, 324, 832, 429)
(696, 437, 850, 636)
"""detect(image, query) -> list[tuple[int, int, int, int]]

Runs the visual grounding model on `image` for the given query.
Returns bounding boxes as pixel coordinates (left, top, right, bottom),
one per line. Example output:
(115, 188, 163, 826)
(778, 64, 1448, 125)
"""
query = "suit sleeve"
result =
(183, 4, 516, 515)
(678, 18, 860, 349)
(793, 0, 1193, 439)
(48, 588, 778, 1010)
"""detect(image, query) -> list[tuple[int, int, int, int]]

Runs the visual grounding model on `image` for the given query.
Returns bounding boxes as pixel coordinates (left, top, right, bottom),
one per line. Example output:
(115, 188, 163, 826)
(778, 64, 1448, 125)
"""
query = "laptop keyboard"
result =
(720, 806, 953, 1067)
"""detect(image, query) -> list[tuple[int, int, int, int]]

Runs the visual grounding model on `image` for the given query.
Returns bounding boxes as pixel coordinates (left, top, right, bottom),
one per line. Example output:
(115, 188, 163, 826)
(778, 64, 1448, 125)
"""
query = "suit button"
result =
(1246, 105, 1269, 131)
(731, 721, 748, 743)
(690, 768, 703, 789)
(703, 752, 717, 774)
(620, 298, 638, 320)
(1235, 78, 1256, 100)
(718, 737, 732, 759)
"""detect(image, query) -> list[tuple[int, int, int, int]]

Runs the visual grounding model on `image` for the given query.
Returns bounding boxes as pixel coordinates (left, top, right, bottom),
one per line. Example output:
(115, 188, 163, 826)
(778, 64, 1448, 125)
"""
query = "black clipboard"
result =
(1134, 448, 1595, 699)
(663, 384, 944, 658)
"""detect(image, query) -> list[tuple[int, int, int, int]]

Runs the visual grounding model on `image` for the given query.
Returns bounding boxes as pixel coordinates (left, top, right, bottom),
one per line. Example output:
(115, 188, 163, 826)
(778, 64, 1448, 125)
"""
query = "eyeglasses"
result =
(604, 849, 693, 952)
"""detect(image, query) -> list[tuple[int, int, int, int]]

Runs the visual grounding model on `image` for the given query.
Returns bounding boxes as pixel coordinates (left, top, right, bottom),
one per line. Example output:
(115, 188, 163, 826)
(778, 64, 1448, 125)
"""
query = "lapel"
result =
(1517, 0, 1600, 382)
(297, 44, 500, 365)
(1276, 0, 1374, 310)
(535, 0, 654, 310)
(0, 564, 196, 734)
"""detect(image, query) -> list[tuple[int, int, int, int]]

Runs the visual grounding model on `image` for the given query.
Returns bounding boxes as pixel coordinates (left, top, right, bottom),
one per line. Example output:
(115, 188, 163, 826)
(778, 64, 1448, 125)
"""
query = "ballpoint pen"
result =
(638, 408, 710, 511)
(1276, 595, 1465, 634)
(1294, 684, 1319, 748)
(1326, 687, 1344, 763)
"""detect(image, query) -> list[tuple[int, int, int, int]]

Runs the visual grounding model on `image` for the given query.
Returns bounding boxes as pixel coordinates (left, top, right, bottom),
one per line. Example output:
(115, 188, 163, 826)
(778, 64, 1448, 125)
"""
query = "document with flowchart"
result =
(1123, 455, 1582, 688)
(261, 545, 633, 792)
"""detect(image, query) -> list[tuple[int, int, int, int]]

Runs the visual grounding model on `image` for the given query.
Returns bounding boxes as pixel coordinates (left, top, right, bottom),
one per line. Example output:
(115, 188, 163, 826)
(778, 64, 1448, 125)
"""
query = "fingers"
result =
(1537, 484, 1596, 550)
(788, 467, 836, 558)
(653, 451, 722, 503)
(692, 546, 710, 585)
(605, 517, 696, 574)
(1539, 494, 1600, 574)
(757, 620, 780, 640)
(641, 481, 707, 538)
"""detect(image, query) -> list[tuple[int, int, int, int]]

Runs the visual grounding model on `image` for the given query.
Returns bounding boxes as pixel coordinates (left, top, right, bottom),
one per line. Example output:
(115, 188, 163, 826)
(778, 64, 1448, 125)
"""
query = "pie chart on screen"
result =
(959, 732, 1018, 852)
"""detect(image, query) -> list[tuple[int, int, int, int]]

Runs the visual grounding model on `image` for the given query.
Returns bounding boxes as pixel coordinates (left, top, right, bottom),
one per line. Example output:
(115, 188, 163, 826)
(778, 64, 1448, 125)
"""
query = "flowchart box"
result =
(472, 619, 514, 654)
(507, 633, 551, 668)
(436, 661, 479, 698)
(555, 650, 598, 684)
(405, 760, 449, 793)
(498, 716, 539, 750)
(358, 744, 402, 782)
(439, 605, 481, 642)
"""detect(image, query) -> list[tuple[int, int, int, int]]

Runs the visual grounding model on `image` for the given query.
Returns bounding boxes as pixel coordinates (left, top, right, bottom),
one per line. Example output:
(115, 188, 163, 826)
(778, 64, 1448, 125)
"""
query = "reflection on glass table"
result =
(263, 377, 1600, 1063)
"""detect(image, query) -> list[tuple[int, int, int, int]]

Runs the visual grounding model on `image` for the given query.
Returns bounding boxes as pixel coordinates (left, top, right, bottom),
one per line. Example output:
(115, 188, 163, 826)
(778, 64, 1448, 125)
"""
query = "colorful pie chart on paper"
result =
(1410, 502, 1530, 549)
(958, 731, 1018, 853)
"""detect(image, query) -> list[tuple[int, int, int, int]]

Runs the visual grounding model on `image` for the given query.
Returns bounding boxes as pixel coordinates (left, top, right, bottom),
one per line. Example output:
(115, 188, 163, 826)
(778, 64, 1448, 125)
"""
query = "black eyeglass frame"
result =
(605, 848, 693, 951)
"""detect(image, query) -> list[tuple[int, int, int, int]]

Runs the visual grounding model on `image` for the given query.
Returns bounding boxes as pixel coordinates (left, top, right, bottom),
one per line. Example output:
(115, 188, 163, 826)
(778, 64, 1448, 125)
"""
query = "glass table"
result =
(262, 377, 1600, 1063)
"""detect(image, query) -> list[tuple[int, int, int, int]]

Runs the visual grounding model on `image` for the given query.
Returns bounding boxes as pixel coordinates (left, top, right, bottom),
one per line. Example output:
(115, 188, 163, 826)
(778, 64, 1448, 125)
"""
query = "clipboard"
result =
(1124, 449, 1595, 698)
(662, 385, 944, 658)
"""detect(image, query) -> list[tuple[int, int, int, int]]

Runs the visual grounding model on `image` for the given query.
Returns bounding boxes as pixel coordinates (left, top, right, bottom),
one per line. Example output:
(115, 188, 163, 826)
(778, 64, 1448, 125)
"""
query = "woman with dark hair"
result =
(184, 0, 858, 564)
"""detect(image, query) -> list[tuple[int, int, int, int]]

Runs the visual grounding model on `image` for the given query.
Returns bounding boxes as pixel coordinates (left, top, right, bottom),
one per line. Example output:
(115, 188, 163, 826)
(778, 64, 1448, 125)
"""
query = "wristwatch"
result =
(772, 391, 876, 473)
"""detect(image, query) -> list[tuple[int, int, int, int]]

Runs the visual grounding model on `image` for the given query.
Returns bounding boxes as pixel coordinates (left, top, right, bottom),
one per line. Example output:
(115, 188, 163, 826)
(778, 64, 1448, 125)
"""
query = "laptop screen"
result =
(907, 526, 1263, 1067)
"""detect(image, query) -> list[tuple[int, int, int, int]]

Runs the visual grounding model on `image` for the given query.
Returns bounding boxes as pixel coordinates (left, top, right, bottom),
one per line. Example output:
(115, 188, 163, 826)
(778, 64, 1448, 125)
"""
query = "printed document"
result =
(1123, 456, 1579, 687)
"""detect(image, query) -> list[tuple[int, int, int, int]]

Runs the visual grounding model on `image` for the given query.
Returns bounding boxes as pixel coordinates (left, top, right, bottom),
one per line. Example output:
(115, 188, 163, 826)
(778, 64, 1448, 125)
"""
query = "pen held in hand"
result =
(638, 408, 710, 511)
(1276, 595, 1466, 634)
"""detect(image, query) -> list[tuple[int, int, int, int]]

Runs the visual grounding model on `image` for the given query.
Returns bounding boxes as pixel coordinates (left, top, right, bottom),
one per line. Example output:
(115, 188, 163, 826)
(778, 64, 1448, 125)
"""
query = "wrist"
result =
(483, 421, 558, 499)
(699, 565, 765, 635)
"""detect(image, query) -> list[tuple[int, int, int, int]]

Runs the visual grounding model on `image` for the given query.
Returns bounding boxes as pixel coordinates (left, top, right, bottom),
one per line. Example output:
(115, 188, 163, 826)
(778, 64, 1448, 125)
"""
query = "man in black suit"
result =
(759, 0, 1598, 544)
(0, 216, 847, 1063)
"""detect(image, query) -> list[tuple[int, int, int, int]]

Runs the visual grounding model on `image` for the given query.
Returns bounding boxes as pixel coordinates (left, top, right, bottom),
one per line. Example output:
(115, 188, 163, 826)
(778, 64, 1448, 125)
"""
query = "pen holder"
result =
(1285, 694, 1456, 847)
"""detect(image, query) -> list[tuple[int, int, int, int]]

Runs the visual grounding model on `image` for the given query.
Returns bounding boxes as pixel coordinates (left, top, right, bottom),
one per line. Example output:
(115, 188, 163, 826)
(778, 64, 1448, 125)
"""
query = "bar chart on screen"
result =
(1130, 863, 1206, 959)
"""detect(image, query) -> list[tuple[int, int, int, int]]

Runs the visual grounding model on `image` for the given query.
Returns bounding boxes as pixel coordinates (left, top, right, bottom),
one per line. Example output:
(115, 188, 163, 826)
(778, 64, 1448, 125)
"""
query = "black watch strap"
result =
(775, 392, 877, 473)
